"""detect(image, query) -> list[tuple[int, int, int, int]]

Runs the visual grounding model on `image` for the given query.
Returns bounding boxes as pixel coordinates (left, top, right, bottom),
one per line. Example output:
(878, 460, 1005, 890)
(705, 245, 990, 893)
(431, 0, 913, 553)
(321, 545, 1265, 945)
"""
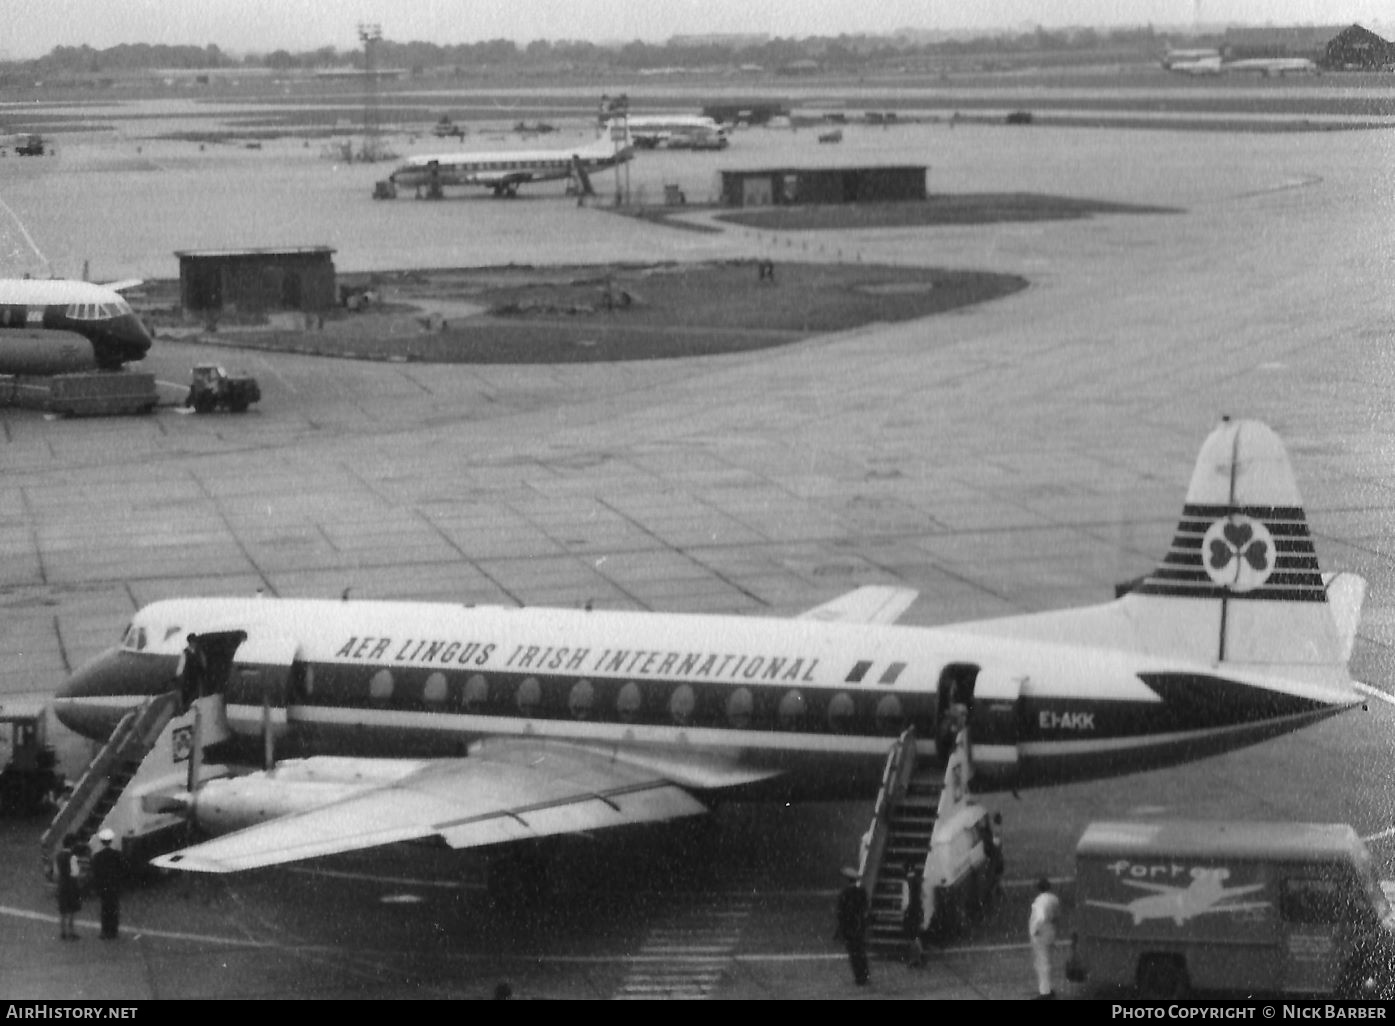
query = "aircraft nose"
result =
(52, 646, 165, 740)
(123, 313, 154, 358)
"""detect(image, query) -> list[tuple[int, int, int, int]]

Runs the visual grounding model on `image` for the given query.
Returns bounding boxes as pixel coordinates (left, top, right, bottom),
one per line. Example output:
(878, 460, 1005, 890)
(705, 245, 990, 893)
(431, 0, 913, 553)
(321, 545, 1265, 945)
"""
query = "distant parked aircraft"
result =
(1163, 53, 1319, 77)
(389, 121, 633, 198)
(1221, 57, 1320, 77)
(624, 115, 729, 150)
(1160, 47, 1222, 70)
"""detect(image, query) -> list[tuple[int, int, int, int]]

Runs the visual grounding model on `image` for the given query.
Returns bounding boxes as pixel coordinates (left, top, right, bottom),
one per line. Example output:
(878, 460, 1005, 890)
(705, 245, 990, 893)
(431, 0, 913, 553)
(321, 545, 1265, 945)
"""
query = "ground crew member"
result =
(1028, 876, 1060, 998)
(903, 861, 927, 967)
(834, 867, 871, 986)
(91, 829, 125, 940)
(55, 835, 81, 940)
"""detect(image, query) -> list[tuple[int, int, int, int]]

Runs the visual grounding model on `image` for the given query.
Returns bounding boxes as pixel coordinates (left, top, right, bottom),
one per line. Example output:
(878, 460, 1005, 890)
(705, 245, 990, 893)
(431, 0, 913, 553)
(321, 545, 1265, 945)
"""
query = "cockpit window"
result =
(121, 624, 148, 651)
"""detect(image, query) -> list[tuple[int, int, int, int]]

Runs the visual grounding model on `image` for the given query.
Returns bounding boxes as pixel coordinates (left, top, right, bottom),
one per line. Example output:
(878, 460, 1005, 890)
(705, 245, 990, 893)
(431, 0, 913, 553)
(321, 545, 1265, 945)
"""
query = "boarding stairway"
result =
(39, 689, 181, 871)
(858, 726, 950, 957)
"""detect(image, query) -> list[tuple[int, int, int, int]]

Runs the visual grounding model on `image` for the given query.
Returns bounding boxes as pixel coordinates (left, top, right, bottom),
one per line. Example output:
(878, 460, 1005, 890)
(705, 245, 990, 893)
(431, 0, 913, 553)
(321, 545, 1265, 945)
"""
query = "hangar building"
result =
(1323, 24, 1395, 69)
(176, 246, 337, 316)
(719, 166, 926, 207)
(701, 100, 790, 126)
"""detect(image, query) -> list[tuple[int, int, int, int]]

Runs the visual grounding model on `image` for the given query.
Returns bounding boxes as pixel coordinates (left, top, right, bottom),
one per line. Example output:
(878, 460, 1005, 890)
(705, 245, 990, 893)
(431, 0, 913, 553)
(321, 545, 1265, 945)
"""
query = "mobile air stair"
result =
(40, 689, 193, 872)
(857, 726, 947, 956)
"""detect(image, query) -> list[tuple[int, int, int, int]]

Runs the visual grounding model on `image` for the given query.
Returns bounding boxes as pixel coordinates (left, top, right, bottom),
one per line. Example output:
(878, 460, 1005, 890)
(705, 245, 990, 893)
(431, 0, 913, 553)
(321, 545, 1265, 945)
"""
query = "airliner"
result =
(388, 121, 634, 198)
(0, 277, 152, 375)
(624, 115, 728, 150)
(1221, 57, 1320, 77)
(1160, 47, 1222, 70)
(51, 418, 1369, 874)
(1165, 54, 1319, 77)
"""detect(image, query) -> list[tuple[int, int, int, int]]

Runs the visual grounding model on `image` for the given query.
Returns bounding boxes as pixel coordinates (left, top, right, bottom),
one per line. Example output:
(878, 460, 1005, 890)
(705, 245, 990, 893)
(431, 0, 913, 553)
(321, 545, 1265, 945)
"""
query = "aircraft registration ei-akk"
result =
(51, 418, 1369, 875)
(0, 277, 152, 375)
(388, 120, 634, 198)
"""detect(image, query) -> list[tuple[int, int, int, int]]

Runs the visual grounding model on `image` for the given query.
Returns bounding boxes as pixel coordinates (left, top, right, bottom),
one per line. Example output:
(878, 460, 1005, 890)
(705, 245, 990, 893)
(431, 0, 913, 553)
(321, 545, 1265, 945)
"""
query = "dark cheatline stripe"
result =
(1134, 502, 1325, 601)
(1134, 672, 1329, 730)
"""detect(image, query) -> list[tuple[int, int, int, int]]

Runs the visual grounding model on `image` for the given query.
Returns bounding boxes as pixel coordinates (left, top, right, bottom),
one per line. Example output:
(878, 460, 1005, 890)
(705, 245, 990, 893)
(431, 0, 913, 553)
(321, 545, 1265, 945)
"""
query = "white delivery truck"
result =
(1069, 820, 1395, 999)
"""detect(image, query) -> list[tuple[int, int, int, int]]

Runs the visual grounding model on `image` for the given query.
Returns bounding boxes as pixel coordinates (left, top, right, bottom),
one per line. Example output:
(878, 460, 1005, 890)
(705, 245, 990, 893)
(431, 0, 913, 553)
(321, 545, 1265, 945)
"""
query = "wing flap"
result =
(797, 585, 918, 625)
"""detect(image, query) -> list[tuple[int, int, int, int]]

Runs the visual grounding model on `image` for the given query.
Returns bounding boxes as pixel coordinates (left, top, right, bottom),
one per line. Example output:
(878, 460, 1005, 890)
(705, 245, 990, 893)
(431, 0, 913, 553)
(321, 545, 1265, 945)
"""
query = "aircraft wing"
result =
(150, 739, 715, 874)
(797, 585, 919, 625)
(100, 278, 144, 293)
(472, 170, 533, 188)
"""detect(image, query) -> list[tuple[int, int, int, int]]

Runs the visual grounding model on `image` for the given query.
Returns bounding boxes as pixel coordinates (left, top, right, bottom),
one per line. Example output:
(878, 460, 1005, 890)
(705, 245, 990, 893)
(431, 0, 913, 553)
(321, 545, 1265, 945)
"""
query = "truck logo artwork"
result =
(1203, 515, 1275, 592)
(1087, 868, 1271, 925)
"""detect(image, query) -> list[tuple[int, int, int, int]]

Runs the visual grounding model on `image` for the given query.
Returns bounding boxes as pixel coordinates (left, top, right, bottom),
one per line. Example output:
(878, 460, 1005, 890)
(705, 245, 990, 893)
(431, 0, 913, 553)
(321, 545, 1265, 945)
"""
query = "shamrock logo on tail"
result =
(1202, 515, 1275, 592)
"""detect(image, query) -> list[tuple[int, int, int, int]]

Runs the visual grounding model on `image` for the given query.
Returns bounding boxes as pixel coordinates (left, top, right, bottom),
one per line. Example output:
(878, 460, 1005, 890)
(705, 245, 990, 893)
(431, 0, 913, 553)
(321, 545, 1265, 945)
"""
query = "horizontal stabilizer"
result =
(797, 585, 919, 625)
(1324, 572, 1367, 664)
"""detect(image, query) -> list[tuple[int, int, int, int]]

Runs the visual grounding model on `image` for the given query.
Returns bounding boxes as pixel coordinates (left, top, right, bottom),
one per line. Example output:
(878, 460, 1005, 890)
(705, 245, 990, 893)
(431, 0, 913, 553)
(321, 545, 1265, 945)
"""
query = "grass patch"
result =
(155, 260, 1028, 365)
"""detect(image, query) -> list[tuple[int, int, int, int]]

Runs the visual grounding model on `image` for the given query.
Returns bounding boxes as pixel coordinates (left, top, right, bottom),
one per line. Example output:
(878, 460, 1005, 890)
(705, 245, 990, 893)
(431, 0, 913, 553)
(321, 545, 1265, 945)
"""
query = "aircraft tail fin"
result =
(1123, 418, 1358, 673)
(600, 118, 635, 160)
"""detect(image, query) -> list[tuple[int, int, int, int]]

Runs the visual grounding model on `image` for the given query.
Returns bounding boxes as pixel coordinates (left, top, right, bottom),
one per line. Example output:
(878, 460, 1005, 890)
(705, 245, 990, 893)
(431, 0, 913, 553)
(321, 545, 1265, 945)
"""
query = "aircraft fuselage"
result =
(53, 595, 1355, 802)
(0, 280, 152, 372)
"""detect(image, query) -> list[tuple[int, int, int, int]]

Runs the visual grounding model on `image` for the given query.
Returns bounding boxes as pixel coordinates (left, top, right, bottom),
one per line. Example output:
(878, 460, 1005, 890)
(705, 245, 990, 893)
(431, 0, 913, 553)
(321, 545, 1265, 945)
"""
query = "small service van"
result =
(1069, 820, 1395, 998)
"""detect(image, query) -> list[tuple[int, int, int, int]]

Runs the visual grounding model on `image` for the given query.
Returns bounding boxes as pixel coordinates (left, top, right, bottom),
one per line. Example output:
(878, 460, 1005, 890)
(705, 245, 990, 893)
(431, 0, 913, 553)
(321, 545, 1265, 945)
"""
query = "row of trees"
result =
(7, 26, 1185, 77)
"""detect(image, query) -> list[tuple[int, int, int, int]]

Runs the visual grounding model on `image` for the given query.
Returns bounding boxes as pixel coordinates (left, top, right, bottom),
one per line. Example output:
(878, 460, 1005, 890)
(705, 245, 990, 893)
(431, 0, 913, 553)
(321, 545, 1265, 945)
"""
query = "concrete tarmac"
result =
(1, 88, 1394, 1000)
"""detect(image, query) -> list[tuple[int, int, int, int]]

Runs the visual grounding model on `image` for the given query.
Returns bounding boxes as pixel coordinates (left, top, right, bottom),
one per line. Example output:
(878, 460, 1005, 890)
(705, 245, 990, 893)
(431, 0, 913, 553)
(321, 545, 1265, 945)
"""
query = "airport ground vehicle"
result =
(921, 799, 1004, 938)
(1, 372, 158, 416)
(1069, 820, 1395, 999)
(16, 134, 45, 156)
(0, 702, 62, 816)
(186, 363, 260, 413)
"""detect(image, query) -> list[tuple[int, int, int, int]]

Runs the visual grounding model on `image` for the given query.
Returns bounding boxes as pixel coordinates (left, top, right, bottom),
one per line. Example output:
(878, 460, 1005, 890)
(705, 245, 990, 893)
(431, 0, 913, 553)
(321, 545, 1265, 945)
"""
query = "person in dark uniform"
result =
(178, 633, 206, 708)
(90, 829, 125, 940)
(55, 834, 81, 940)
(903, 861, 927, 967)
(834, 867, 871, 986)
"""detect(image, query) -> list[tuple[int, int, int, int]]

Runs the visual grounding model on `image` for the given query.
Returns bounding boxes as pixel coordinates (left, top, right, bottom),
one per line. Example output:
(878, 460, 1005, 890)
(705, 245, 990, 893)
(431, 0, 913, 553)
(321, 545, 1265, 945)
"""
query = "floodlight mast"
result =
(358, 22, 382, 161)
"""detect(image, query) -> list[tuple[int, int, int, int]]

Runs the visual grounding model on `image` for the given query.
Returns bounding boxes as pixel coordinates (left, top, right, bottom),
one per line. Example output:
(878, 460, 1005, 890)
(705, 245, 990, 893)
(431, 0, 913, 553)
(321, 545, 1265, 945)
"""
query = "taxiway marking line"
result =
(1354, 682, 1395, 707)
(0, 903, 1056, 958)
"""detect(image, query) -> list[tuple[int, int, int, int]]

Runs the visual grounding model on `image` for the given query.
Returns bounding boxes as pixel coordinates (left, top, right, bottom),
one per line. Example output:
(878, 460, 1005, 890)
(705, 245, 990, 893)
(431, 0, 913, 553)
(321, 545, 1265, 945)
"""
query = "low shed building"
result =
(176, 246, 337, 315)
(720, 165, 926, 207)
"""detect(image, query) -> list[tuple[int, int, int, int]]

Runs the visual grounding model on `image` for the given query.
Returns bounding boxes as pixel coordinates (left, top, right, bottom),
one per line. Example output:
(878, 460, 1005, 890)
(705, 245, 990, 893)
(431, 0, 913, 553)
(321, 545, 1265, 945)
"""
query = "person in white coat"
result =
(1028, 877, 1060, 998)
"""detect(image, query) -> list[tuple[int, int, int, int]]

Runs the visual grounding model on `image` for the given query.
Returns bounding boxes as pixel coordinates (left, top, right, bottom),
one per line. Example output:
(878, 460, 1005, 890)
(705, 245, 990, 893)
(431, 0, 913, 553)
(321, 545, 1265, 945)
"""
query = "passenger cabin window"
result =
(778, 689, 806, 729)
(568, 680, 594, 719)
(669, 684, 696, 725)
(369, 670, 394, 704)
(463, 674, 488, 711)
(726, 687, 753, 729)
(827, 692, 855, 732)
(616, 681, 641, 723)
(875, 695, 905, 733)
(423, 672, 448, 705)
(516, 677, 541, 715)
